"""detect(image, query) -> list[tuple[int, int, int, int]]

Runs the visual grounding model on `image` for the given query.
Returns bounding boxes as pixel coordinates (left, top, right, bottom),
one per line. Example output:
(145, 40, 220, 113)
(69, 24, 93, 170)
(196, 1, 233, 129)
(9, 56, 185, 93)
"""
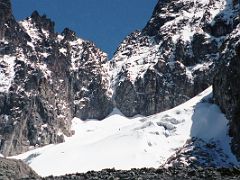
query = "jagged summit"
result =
(143, 0, 239, 37)
(29, 10, 55, 34)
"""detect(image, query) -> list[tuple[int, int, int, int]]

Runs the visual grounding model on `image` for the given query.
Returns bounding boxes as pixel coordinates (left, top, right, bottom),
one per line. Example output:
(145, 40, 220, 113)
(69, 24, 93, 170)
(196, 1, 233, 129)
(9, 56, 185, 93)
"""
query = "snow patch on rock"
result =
(0, 55, 15, 92)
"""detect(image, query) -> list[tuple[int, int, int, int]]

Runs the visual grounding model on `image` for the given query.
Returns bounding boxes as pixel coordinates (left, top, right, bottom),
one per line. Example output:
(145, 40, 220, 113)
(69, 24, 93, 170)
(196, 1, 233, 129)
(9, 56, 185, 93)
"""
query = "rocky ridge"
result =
(110, 0, 239, 117)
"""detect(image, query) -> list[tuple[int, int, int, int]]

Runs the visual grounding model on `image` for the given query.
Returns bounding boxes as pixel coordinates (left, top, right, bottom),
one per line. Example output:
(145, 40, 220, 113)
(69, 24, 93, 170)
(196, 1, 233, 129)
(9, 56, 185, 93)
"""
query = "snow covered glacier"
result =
(13, 87, 239, 176)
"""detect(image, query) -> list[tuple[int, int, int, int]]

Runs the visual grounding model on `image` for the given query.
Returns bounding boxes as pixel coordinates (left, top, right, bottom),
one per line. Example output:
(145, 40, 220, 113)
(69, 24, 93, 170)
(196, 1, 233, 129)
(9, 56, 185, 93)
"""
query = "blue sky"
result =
(12, 0, 157, 57)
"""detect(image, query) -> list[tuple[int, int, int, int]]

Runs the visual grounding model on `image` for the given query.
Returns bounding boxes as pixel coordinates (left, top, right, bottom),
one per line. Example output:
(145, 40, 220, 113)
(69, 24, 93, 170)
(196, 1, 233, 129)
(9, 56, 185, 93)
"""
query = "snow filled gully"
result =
(11, 86, 239, 177)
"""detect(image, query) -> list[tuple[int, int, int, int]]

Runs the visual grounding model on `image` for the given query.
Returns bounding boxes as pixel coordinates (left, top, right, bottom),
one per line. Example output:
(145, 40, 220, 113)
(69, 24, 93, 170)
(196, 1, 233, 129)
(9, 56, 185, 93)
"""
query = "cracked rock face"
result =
(109, 0, 239, 117)
(0, 0, 112, 156)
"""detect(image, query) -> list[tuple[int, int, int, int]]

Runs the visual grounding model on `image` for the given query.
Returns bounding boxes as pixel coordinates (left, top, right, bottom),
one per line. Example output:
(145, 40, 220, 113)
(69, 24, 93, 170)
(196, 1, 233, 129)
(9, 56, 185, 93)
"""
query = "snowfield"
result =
(12, 87, 239, 177)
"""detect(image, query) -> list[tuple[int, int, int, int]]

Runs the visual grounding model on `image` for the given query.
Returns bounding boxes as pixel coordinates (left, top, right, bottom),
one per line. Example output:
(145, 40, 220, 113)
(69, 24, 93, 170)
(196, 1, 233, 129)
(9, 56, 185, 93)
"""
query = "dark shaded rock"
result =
(112, 58, 195, 117)
(0, 0, 12, 23)
(191, 34, 218, 63)
(62, 28, 77, 41)
(75, 78, 113, 120)
(114, 79, 138, 117)
(143, 0, 180, 36)
(208, 20, 232, 37)
(0, 0, 29, 43)
(30, 10, 55, 34)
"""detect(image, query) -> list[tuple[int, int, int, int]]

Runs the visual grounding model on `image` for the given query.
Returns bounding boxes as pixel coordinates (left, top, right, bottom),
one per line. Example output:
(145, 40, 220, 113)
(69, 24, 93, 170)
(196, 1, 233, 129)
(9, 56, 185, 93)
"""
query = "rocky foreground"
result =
(42, 167, 240, 180)
(1, 157, 240, 179)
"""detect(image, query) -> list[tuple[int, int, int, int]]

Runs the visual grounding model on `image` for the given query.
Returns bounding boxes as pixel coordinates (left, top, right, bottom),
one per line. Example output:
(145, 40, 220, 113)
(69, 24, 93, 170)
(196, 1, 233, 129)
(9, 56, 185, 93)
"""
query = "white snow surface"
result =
(12, 87, 239, 176)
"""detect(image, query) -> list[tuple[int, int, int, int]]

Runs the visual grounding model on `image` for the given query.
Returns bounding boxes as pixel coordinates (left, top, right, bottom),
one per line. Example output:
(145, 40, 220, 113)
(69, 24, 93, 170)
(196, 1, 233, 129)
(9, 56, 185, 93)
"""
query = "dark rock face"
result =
(213, 24, 240, 159)
(113, 59, 193, 117)
(0, 0, 112, 156)
(0, 157, 39, 179)
(75, 76, 113, 120)
(0, 0, 12, 22)
(114, 79, 139, 117)
(0, 0, 29, 44)
(110, 0, 238, 117)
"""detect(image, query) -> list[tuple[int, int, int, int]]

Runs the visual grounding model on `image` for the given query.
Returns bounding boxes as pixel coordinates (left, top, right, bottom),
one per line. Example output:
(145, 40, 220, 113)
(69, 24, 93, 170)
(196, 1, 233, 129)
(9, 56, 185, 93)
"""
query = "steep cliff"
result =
(0, 0, 112, 156)
(213, 22, 240, 159)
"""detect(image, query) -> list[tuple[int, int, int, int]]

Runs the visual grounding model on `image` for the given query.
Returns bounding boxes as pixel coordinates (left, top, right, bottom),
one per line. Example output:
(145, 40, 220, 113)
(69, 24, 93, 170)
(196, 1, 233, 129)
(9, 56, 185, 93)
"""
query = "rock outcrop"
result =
(164, 138, 235, 168)
(0, 0, 112, 156)
(110, 0, 239, 117)
(0, 157, 39, 179)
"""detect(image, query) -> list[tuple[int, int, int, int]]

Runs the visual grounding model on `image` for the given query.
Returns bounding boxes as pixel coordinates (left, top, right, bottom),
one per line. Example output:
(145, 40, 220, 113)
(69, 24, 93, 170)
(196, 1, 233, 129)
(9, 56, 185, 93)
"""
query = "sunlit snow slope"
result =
(12, 87, 239, 177)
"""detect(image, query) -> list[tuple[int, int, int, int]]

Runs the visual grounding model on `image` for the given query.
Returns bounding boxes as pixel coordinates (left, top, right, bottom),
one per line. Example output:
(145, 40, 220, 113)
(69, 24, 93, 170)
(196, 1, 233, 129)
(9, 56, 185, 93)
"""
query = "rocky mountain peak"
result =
(30, 10, 55, 34)
(61, 28, 77, 41)
(142, 0, 174, 36)
(109, 0, 239, 117)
